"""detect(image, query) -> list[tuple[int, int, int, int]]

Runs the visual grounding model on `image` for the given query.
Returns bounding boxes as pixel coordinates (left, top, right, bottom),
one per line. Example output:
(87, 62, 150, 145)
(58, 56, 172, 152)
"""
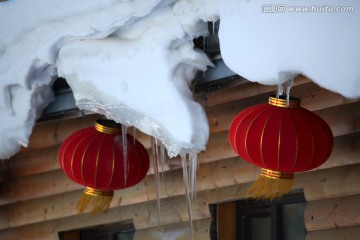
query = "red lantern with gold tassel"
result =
(229, 95, 333, 199)
(58, 119, 149, 214)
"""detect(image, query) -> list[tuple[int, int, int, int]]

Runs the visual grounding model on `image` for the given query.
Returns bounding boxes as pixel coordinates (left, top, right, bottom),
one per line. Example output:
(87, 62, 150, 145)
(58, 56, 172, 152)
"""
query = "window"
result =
(59, 220, 135, 240)
(211, 189, 306, 240)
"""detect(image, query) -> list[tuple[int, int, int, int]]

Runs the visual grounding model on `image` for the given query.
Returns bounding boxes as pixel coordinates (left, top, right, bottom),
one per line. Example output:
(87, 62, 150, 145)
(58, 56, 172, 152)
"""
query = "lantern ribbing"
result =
(229, 96, 333, 199)
(58, 119, 150, 214)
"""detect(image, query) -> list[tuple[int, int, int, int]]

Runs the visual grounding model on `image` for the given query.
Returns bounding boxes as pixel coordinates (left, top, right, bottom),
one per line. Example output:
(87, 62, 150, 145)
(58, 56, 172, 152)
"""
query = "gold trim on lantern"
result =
(77, 187, 114, 214)
(84, 187, 114, 197)
(268, 96, 301, 108)
(261, 169, 294, 180)
(246, 168, 295, 199)
(95, 119, 122, 134)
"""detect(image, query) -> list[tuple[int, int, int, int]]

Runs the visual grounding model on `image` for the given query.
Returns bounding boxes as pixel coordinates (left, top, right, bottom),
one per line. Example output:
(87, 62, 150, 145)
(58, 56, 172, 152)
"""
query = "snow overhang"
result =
(0, 0, 359, 159)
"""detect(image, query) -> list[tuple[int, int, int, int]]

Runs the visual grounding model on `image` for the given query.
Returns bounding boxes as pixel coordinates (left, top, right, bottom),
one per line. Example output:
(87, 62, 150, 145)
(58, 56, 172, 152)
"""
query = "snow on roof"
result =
(0, 0, 359, 159)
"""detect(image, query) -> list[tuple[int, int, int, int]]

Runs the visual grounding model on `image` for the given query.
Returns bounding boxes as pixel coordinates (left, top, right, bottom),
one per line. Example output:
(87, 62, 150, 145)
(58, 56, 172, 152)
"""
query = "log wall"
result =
(0, 76, 359, 239)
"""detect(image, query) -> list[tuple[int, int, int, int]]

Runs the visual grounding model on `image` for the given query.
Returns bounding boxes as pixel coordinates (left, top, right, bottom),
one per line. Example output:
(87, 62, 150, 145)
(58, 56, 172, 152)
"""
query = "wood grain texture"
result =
(306, 226, 360, 240)
(8, 145, 60, 178)
(302, 156, 360, 201)
(304, 194, 360, 231)
(0, 185, 228, 239)
(198, 75, 311, 107)
(2, 131, 359, 207)
(2, 160, 360, 231)
(1, 78, 359, 240)
(1, 163, 359, 238)
(206, 87, 359, 135)
(22, 82, 359, 152)
(6, 99, 359, 181)
(26, 114, 101, 151)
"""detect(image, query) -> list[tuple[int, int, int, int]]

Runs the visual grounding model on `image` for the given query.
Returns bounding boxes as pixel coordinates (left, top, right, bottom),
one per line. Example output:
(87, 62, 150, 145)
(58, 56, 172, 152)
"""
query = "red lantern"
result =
(59, 119, 150, 214)
(229, 96, 333, 199)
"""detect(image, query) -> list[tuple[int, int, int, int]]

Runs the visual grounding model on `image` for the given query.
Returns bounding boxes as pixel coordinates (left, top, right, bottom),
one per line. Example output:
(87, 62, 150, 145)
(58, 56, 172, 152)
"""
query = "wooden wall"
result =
(0, 76, 359, 239)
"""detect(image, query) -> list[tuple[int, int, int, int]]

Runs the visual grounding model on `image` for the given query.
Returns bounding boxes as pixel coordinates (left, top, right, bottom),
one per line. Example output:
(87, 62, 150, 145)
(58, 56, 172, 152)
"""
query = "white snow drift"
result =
(219, 0, 360, 97)
(0, 0, 359, 159)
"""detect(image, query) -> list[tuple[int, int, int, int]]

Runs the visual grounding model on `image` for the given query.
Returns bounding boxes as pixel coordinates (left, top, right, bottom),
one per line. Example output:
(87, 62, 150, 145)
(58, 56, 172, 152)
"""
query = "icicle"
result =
(188, 155, 191, 189)
(151, 137, 161, 226)
(188, 154, 193, 197)
(189, 153, 198, 199)
(284, 78, 294, 107)
(276, 79, 294, 107)
(181, 154, 194, 240)
(122, 125, 128, 185)
(160, 142, 166, 179)
(276, 83, 283, 99)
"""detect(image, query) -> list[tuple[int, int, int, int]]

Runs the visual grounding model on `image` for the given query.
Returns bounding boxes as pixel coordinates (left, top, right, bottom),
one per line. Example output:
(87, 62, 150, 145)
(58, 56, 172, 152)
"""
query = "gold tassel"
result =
(246, 169, 294, 200)
(77, 187, 114, 215)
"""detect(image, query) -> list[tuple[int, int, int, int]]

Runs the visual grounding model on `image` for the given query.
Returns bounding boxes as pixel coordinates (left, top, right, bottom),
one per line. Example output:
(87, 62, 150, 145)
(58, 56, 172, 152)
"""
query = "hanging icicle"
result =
(284, 78, 294, 106)
(276, 78, 294, 106)
(189, 152, 198, 199)
(181, 154, 194, 240)
(151, 137, 161, 226)
(276, 83, 283, 99)
(122, 125, 128, 185)
(160, 142, 166, 179)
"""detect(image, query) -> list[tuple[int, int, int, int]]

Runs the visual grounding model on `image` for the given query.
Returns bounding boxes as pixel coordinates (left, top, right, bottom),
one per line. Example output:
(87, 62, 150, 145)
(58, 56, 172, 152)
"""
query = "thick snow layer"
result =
(56, 4, 213, 157)
(1, 0, 360, 159)
(0, 0, 214, 158)
(219, 0, 360, 98)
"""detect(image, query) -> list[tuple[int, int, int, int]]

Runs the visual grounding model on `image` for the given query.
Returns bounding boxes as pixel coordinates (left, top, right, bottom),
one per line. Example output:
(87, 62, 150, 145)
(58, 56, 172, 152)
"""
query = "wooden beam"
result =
(0, 188, 218, 239)
(0, 158, 256, 229)
(299, 161, 360, 201)
(23, 81, 359, 152)
(7, 97, 360, 180)
(0, 170, 80, 206)
(2, 131, 359, 207)
(1, 162, 360, 238)
(2, 157, 360, 230)
(198, 75, 310, 107)
(316, 101, 360, 137)
(306, 226, 360, 240)
(26, 114, 101, 152)
(26, 115, 153, 153)
(304, 194, 360, 231)
(9, 144, 60, 178)
(318, 133, 360, 170)
(207, 94, 359, 135)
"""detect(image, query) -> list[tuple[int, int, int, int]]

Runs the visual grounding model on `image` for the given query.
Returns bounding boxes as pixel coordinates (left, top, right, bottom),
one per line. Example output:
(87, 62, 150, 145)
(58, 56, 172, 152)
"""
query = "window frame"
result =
(211, 189, 306, 240)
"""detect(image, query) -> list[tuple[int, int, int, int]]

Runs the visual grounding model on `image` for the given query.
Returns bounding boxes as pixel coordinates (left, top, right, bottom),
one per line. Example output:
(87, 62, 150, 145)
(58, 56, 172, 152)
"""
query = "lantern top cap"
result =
(268, 95, 301, 108)
(95, 119, 122, 134)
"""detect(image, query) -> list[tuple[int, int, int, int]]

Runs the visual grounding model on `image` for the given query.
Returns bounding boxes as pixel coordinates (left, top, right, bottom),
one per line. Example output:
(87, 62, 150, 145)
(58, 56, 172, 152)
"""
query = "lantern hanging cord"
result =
(276, 78, 294, 107)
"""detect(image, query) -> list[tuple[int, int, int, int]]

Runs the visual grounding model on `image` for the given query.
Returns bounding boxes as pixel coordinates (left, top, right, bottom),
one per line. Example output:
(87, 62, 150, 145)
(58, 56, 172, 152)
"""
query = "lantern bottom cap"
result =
(77, 187, 114, 215)
(246, 168, 294, 200)
(261, 169, 294, 180)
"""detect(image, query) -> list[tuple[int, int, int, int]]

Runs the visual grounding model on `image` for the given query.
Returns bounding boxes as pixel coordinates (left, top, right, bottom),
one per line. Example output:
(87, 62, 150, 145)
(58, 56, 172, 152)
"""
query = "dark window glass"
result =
(211, 189, 306, 240)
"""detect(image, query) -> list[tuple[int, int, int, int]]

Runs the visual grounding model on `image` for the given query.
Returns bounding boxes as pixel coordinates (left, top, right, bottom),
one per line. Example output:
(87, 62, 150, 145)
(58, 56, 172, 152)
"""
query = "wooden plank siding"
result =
(0, 76, 359, 239)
